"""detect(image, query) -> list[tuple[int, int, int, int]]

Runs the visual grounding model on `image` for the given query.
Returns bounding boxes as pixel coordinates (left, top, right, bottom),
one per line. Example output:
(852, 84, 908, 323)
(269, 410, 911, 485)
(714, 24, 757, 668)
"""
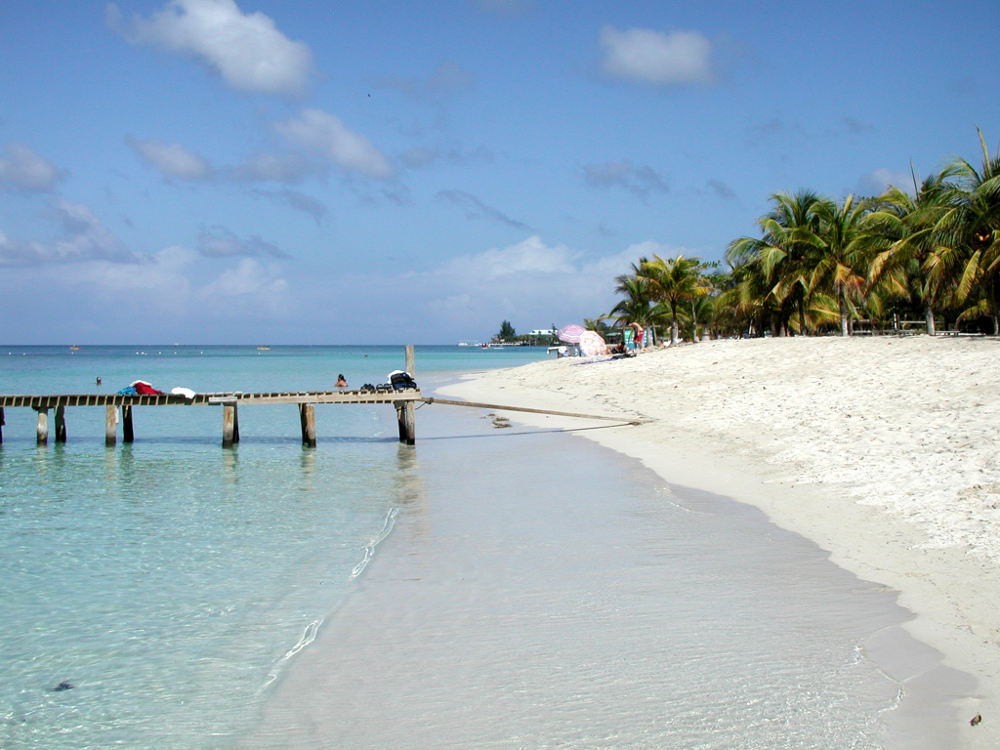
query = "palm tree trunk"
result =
(671, 318, 679, 345)
(924, 304, 936, 335)
(839, 291, 849, 336)
(798, 295, 806, 336)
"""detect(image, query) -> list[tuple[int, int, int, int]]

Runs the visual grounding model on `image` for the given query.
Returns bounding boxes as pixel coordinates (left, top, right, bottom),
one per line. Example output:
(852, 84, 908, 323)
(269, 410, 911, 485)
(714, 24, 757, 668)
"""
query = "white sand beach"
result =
(441, 335, 999, 747)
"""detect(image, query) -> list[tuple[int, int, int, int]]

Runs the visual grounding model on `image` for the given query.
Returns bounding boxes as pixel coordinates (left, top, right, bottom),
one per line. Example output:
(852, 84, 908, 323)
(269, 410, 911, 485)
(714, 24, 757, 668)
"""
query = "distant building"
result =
(528, 328, 557, 337)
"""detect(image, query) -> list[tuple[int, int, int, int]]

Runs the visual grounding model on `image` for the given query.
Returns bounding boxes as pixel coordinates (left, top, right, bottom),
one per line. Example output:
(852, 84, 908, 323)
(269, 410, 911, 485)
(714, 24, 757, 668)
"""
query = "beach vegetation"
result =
(865, 168, 964, 334)
(496, 320, 517, 342)
(598, 128, 1000, 340)
(950, 129, 1000, 333)
(583, 316, 613, 336)
(637, 254, 710, 345)
(810, 194, 872, 335)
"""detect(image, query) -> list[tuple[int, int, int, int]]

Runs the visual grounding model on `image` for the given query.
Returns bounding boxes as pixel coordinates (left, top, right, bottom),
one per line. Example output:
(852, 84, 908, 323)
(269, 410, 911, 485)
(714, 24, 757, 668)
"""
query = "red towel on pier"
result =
(131, 380, 164, 395)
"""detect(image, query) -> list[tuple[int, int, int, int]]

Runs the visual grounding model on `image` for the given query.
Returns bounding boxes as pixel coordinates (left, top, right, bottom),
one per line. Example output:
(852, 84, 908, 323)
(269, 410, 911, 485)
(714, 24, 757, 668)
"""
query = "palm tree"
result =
(609, 272, 651, 327)
(583, 317, 612, 336)
(727, 190, 827, 335)
(637, 254, 708, 345)
(950, 129, 1000, 332)
(810, 194, 872, 335)
(866, 167, 964, 334)
(721, 247, 780, 336)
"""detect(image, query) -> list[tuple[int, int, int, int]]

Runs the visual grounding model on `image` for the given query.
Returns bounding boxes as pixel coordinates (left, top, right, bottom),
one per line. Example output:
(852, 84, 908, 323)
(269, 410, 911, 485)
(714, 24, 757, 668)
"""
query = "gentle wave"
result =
(351, 507, 400, 579)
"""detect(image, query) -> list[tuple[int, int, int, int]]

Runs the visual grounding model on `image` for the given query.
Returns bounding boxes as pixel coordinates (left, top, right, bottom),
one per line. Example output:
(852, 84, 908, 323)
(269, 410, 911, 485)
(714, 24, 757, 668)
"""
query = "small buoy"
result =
(970, 713, 982, 726)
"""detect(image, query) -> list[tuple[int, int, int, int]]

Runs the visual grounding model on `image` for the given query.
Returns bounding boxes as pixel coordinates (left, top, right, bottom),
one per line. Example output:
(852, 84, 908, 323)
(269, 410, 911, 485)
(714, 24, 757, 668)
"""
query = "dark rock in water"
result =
(50, 681, 74, 692)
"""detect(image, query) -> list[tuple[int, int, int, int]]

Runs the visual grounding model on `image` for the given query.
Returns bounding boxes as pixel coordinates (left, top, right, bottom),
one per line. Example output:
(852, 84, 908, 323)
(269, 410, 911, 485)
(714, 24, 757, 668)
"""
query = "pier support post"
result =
(299, 404, 316, 447)
(105, 405, 117, 446)
(54, 405, 67, 443)
(395, 401, 415, 445)
(122, 405, 134, 443)
(35, 408, 48, 445)
(222, 403, 240, 447)
(396, 344, 416, 445)
(0, 406, 5, 444)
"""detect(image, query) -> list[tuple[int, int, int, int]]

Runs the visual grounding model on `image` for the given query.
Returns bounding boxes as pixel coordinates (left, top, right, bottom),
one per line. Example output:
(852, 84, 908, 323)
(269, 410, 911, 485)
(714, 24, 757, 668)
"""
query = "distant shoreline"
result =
(442, 335, 1000, 748)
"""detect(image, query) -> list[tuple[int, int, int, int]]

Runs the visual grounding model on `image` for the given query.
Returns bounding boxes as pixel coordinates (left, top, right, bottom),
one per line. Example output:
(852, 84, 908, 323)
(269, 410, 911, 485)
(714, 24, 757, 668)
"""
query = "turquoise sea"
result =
(0, 344, 942, 748)
(0, 345, 546, 749)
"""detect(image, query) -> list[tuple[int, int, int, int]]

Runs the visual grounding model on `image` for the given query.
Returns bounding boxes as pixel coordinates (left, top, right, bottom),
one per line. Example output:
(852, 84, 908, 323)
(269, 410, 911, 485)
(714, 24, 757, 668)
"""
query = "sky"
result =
(1, 0, 998, 345)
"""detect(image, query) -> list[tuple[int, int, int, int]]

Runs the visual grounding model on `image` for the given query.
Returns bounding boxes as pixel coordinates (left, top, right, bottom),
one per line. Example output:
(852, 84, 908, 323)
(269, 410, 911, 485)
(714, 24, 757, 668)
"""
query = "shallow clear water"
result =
(248, 405, 911, 749)
(0, 345, 546, 749)
(0, 345, 933, 748)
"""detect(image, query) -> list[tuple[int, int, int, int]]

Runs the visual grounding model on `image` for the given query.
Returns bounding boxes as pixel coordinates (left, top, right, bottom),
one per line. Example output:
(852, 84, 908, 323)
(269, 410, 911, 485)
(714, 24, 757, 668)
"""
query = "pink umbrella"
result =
(557, 324, 585, 344)
(578, 330, 607, 357)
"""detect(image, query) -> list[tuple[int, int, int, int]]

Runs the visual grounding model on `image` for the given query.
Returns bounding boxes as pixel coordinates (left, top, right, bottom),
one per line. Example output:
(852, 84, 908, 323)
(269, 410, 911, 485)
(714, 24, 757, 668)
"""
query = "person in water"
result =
(336, 374, 348, 387)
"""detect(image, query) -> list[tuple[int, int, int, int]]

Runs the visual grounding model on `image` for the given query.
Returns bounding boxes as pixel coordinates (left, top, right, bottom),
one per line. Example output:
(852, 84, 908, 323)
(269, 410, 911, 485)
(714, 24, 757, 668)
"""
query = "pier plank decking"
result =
(1, 346, 420, 447)
(0, 389, 421, 447)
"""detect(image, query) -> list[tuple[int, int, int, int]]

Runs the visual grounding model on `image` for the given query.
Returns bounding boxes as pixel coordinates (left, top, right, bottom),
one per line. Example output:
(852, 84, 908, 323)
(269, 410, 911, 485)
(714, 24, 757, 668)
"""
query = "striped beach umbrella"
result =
(578, 330, 607, 357)
(557, 324, 585, 343)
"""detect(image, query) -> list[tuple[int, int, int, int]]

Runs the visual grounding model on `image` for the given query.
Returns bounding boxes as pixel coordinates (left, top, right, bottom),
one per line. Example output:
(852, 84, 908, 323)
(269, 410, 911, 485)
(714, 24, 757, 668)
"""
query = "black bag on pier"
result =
(388, 370, 417, 390)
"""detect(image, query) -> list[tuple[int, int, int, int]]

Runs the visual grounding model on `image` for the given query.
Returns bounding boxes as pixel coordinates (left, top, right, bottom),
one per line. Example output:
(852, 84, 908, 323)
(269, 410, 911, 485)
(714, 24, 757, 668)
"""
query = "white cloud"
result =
(58, 245, 196, 313)
(599, 26, 713, 86)
(583, 159, 669, 198)
(0, 200, 135, 266)
(0, 143, 64, 192)
(108, 0, 314, 96)
(860, 168, 913, 196)
(233, 151, 317, 183)
(437, 235, 574, 279)
(436, 190, 530, 230)
(321, 236, 671, 341)
(195, 258, 290, 315)
(274, 109, 393, 179)
(128, 137, 212, 180)
(62, 248, 290, 316)
(197, 227, 290, 258)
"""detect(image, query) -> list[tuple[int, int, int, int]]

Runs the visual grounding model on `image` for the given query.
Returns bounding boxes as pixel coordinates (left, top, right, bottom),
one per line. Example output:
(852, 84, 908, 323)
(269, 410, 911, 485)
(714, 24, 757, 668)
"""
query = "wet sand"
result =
(439, 336, 999, 747)
(242, 368, 981, 748)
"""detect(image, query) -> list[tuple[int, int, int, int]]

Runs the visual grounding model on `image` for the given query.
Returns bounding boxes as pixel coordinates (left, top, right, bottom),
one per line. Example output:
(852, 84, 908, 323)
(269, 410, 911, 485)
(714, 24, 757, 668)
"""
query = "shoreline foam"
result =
(440, 336, 999, 748)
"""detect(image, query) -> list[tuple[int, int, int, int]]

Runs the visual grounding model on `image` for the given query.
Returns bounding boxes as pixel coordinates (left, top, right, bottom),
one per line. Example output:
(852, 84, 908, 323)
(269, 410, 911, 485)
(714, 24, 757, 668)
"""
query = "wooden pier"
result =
(0, 346, 420, 447)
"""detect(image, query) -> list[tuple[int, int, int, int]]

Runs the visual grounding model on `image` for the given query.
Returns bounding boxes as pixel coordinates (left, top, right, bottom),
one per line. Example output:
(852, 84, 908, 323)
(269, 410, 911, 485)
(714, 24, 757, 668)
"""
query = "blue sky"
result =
(1, 0, 997, 344)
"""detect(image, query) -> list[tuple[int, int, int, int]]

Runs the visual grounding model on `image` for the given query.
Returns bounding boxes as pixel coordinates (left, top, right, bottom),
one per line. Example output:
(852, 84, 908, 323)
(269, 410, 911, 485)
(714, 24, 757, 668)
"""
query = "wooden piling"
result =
(395, 344, 416, 444)
(105, 405, 117, 446)
(395, 401, 415, 445)
(222, 403, 239, 447)
(54, 405, 67, 443)
(299, 403, 316, 447)
(0, 406, 5, 444)
(122, 405, 134, 443)
(36, 408, 48, 445)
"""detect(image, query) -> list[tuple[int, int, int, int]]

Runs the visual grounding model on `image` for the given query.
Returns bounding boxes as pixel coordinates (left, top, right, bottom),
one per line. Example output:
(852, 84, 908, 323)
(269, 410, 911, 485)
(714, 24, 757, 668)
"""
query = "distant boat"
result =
(257, 346, 271, 351)
(69, 346, 81, 351)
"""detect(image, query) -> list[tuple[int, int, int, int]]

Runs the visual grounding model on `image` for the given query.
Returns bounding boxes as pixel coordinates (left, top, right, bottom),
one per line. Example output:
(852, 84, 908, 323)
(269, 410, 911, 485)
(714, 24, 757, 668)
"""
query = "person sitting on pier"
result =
(336, 374, 348, 388)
